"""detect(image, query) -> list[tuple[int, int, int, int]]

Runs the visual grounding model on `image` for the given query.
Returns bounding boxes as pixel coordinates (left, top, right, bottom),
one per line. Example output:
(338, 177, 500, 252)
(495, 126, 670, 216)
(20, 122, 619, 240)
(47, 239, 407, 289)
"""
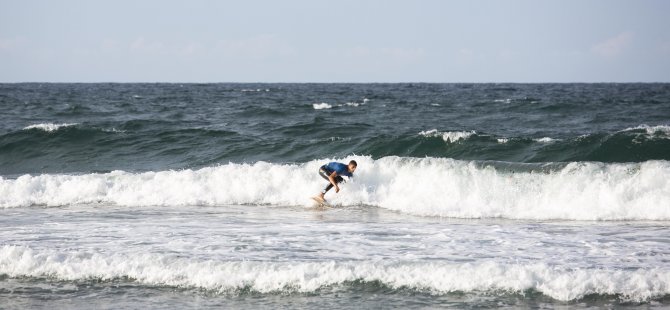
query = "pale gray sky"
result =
(1, 0, 669, 82)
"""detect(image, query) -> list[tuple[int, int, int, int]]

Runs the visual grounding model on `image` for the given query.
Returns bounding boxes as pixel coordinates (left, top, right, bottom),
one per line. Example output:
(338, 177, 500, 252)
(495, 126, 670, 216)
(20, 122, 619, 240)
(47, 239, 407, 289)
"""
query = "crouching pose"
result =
(315, 160, 357, 201)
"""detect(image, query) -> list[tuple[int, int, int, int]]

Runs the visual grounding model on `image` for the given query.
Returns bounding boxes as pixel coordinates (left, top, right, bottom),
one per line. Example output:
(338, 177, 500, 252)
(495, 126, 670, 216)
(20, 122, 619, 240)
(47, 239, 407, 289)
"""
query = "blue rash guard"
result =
(324, 162, 353, 177)
(318, 162, 353, 195)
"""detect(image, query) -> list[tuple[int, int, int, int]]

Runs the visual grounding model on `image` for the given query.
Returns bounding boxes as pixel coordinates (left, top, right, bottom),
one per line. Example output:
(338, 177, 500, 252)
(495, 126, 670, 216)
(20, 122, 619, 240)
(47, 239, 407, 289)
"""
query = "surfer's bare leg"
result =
(317, 167, 345, 200)
(317, 168, 334, 199)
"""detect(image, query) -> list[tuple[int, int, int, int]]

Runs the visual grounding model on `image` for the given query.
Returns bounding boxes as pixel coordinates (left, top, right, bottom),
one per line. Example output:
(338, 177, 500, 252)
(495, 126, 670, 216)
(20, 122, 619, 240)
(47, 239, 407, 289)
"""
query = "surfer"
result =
(315, 160, 357, 202)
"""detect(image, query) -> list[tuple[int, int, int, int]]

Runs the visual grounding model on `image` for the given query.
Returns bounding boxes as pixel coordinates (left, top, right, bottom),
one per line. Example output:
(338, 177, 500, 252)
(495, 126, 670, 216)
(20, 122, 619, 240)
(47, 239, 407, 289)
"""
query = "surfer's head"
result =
(348, 160, 357, 173)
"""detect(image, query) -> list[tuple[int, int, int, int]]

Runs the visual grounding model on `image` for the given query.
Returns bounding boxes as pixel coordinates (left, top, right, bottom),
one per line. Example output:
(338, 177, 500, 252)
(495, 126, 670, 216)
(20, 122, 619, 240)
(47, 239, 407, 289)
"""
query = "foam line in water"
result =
(419, 129, 476, 142)
(312, 103, 332, 109)
(1, 156, 669, 220)
(0, 245, 667, 301)
(22, 123, 78, 132)
(313, 100, 367, 110)
(623, 124, 670, 139)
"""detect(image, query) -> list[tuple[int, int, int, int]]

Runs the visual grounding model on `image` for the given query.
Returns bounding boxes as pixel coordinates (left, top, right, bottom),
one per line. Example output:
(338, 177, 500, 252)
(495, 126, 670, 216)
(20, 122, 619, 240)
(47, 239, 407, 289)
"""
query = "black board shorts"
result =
(319, 165, 344, 183)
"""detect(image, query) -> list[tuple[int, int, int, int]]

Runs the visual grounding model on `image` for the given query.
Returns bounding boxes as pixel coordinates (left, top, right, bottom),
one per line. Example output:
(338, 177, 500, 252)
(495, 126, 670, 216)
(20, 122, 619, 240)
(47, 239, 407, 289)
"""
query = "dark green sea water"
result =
(1, 83, 669, 175)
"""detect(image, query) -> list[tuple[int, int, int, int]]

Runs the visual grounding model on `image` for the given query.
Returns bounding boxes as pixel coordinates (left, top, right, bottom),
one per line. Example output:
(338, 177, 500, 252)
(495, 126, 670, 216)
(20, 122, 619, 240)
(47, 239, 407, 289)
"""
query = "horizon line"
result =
(2, 81, 669, 84)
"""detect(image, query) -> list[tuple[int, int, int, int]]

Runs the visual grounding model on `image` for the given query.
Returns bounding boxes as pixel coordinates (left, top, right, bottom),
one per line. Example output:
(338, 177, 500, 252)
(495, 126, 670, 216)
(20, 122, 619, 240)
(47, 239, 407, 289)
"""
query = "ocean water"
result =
(1, 83, 670, 308)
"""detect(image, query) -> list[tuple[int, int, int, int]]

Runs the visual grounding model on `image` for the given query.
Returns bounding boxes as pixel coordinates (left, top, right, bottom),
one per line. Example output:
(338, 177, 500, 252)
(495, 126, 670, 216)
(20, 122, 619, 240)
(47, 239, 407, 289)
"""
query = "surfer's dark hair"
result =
(349, 160, 357, 167)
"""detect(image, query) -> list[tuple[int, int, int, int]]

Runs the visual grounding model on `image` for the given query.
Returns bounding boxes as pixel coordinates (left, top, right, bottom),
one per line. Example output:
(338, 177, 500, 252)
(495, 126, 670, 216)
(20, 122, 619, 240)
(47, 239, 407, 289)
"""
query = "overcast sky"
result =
(1, 0, 669, 82)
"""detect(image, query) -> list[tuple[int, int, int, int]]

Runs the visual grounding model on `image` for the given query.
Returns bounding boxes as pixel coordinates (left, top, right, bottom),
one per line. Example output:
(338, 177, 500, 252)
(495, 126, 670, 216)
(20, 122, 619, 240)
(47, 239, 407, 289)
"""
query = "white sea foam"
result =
(312, 103, 332, 110)
(349, 99, 368, 107)
(0, 245, 666, 301)
(494, 99, 512, 103)
(623, 124, 670, 139)
(535, 137, 557, 143)
(419, 129, 476, 143)
(1, 156, 669, 221)
(497, 138, 509, 144)
(104, 127, 126, 133)
(313, 100, 366, 110)
(23, 123, 78, 132)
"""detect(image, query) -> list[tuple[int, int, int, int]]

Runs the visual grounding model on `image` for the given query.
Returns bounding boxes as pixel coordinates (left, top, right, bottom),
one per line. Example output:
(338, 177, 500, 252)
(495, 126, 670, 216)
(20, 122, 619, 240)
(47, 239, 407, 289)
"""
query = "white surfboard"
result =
(310, 196, 332, 208)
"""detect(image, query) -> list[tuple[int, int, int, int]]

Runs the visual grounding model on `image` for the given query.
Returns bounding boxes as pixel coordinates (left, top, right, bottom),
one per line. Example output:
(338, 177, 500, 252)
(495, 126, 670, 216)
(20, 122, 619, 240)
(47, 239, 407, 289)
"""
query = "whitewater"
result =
(3, 245, 669, 302)
(2, 201, 669, 304)
(2, 156, 669, 221)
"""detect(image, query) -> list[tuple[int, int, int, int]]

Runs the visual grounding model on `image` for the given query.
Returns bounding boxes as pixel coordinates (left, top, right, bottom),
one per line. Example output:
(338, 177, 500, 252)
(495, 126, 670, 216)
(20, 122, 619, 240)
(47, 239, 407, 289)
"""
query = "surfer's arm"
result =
(328, 171, 340, 193)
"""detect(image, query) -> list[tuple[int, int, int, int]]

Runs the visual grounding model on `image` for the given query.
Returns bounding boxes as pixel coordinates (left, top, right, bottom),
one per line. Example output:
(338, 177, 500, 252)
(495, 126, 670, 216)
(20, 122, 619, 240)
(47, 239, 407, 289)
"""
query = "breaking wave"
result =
(1, 156, 669, 221)
(0, 245, 667, 302)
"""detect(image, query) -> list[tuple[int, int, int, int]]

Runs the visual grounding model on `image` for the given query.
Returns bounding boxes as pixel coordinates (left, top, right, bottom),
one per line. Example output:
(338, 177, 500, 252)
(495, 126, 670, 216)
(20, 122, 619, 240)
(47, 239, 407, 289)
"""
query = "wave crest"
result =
(1, 245, 667, 301)
(22, 123, 78, 132)
(1, 157, 669, 221)
(419, 129, 476, 143)
(312, 103, 332, 110)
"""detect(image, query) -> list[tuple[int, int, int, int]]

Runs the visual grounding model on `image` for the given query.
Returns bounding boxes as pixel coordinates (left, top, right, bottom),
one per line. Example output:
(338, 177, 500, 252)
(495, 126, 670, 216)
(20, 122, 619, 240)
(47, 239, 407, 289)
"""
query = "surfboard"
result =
(310, 196, 332, 208)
